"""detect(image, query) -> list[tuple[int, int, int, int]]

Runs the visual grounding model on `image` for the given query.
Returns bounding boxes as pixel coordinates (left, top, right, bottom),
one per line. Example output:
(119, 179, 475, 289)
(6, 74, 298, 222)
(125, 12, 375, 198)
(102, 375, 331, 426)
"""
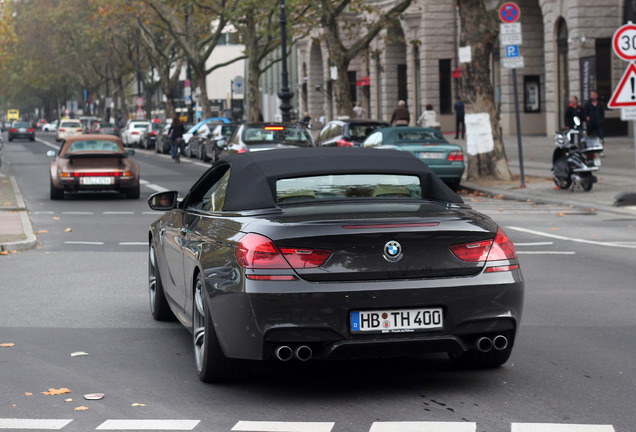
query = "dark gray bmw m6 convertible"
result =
(147, 147, 524, 382)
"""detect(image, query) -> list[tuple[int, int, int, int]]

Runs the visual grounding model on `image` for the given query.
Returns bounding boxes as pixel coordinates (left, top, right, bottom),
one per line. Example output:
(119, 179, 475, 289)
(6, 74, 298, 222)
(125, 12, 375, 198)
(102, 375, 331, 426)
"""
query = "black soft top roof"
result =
(214, 147, 463, 211)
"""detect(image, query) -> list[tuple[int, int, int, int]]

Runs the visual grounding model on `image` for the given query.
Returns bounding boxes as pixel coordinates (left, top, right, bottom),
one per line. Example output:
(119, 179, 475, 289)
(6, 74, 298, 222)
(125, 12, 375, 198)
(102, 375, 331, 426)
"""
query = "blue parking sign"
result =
(506, 45, 519, 57)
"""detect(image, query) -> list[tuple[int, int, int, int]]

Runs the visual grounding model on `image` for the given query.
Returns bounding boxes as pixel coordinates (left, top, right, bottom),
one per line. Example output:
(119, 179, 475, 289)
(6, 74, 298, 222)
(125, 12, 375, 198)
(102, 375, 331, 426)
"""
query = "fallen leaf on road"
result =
(52, 217, 60, 220)
(64, 228, 72, 232)
(0, 343, 15, 347)
(0, 251, 8, 255)
(65, 398, 73, 402)
(24, 393, 33, 396)
(35, 230, 48, 234)
(551, 227, 560, 231)
(131, 403, 146, 407)
(74, 406, 89, 411)
(556, 213, 566, 217)
(41, 388, 71, 396)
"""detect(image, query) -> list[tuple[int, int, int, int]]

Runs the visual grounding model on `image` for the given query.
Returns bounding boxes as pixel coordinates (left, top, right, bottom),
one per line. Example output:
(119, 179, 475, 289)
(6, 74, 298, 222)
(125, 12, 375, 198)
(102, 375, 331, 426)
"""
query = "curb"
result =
(0, 176, 38, 252)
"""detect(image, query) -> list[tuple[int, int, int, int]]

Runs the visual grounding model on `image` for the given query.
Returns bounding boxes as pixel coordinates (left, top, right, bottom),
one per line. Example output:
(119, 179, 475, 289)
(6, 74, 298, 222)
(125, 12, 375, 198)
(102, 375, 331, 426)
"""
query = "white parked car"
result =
(121, 121, 151, 147)
(42, 120, 58, 132)
(55, 120, 83, 142)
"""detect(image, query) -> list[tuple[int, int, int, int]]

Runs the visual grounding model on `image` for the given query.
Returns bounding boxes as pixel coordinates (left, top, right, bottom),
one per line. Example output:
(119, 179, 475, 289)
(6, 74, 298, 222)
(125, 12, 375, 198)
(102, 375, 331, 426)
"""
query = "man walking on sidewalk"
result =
(454, 96, 465, 139)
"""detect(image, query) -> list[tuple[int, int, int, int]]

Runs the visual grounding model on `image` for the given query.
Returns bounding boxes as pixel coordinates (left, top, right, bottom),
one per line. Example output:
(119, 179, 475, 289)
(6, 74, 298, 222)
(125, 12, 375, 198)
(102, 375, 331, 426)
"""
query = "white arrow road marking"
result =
(96, 419, 200, 430)
(0, 418, 72, 429)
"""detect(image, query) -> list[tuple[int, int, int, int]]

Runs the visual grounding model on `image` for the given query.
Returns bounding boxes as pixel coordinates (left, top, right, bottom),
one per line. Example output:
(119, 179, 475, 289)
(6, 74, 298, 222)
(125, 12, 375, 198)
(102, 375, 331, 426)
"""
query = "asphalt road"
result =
(0, 132, 634, 432)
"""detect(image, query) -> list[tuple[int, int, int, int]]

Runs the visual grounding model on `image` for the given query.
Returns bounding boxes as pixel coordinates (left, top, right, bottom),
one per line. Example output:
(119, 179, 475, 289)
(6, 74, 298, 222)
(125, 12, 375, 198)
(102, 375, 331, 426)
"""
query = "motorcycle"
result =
(552, 117, 604, 192)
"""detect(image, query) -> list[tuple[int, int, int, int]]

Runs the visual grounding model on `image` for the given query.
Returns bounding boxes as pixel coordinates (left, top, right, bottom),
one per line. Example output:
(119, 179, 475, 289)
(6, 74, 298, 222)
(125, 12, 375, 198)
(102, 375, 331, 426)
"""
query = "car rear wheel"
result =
(50, 179, 64, 200)
(193, 273, 237, 383)
(125, 184, 140, 199)
(149, 243, 175, 321)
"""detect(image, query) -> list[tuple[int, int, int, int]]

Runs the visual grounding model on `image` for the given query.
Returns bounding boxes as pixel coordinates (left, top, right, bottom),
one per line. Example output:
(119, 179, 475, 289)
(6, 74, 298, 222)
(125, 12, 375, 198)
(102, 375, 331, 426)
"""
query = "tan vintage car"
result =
(47, 134, 140, 200)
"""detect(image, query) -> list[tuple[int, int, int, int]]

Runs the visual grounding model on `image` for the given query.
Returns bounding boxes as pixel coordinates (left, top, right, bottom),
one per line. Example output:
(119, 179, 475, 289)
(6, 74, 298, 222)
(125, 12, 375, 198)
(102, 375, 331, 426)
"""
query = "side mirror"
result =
(126, 149, 135, 156)
(148, 191, 179, 211)
(46, 150, 56, 157)
(216, 139, 226, 149)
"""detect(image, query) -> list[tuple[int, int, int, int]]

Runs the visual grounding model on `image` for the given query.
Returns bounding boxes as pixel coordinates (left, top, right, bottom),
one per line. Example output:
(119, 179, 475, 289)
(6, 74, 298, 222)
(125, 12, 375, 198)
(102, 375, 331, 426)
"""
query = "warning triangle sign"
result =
(608, 62, 636, 108)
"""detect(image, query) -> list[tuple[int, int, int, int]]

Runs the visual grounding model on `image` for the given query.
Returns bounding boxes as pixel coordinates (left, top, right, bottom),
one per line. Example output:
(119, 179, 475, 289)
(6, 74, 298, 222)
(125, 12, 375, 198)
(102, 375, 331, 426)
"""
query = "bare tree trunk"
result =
(458, 0, 512, 181)
(247, 57, 262, 122)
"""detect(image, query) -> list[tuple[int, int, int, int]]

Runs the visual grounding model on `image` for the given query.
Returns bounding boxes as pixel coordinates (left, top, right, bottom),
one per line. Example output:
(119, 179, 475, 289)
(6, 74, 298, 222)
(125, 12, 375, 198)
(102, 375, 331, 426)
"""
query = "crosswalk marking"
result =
(232, 421, 335, 432)
(511, 424, 614, 432)
(369, 422, 476, 431)
(0, 418, 72, 429)
(95, 419, 200, 430)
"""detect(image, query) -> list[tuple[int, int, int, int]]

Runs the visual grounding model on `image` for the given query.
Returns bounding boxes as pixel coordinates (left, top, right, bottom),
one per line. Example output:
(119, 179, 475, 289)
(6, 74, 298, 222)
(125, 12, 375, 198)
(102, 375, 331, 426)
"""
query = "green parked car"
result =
(363, 127, 465, 191)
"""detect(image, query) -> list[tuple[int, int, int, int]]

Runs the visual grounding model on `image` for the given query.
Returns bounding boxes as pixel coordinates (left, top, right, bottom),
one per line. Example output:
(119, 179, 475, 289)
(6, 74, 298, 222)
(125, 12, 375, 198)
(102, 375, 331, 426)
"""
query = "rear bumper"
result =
(206, 271, 523, 361)
(54, 176, 138, 192)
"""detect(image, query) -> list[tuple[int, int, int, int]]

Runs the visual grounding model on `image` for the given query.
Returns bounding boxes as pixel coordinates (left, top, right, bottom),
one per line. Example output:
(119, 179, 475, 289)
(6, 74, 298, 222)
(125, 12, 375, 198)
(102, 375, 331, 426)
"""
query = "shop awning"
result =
(356, 76, 370, 86)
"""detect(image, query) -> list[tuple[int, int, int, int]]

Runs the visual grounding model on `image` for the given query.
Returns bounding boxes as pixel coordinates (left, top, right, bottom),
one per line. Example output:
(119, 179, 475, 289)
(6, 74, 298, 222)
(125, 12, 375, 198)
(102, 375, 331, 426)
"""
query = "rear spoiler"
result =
(65, 152, 128, 160)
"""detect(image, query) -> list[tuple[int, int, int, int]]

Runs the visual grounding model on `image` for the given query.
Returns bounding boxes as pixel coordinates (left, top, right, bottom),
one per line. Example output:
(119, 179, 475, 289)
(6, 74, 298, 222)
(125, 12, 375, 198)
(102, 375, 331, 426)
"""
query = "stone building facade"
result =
(295, 0, 633, 137)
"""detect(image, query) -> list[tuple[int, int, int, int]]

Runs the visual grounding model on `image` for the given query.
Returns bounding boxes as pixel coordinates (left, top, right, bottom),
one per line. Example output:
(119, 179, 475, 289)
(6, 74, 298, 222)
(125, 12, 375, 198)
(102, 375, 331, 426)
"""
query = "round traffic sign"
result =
(613, 23, 636, 61)
(135, 97, 144, 107)
(499, 2, 520, 24)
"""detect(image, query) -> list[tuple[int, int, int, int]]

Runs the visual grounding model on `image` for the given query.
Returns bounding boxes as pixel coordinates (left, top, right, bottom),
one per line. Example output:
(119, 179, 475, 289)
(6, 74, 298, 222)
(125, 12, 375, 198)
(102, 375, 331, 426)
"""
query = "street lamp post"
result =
(278, 0, 294, 122)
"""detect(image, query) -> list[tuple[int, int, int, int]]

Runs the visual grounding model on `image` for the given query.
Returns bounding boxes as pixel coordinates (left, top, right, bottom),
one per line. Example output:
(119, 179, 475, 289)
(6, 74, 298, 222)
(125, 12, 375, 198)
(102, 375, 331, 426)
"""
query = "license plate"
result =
(594, 158, 601, 167)
(417, 152, 445, 159)
(81, 177, 113, 185)
(19, 128, 27, 133)
(351, 308, 443, 333)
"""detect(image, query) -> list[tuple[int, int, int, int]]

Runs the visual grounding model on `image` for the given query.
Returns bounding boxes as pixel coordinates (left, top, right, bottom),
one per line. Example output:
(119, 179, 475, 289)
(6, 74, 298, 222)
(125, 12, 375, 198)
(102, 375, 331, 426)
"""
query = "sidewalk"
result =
(0, 174, 38, 252)
(1, 135, 635, 252)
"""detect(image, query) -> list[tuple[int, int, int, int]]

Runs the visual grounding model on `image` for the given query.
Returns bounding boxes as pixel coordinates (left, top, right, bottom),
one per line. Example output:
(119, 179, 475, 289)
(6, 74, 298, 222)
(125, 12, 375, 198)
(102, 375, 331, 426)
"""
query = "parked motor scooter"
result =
(552, 117, 604, 192)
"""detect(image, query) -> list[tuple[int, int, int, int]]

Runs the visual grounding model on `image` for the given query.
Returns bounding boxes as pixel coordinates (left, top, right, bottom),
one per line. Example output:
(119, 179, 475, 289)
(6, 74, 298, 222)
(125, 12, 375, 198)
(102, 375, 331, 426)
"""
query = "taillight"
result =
(237, 146, 248, 153)
(336, 139, 355, 147)
(150, 131, 157, 136)
(448, 151, 464, 161)
(450, 228, 518, 272)
(28, 128, 34, 132)
(236, 233, 331, 271)
(10, 128, 17, 133)
(59, 128, 66, 132)
(132, 131, 139, 135)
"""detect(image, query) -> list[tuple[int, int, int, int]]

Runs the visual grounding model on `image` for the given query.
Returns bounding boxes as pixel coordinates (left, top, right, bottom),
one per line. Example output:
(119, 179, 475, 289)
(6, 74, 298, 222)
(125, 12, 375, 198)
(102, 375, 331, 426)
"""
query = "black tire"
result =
(50, 179, 64, 200)
(193, 272, 237, 383)
(449, 344, 513, 369)
(553, 175, 572, 190)
(581, 175, 594, 192)
(125, 183, 140, 199)
(149, 243, 175, 321)
(199, 146, 209, 162)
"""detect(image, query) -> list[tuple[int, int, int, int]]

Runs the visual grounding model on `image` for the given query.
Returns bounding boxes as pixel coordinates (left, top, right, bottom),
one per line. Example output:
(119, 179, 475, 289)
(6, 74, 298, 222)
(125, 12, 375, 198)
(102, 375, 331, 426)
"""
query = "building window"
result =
(595, 38, 611, 104)
(348, 71, 357, 104)
(439, 59, 452, 114)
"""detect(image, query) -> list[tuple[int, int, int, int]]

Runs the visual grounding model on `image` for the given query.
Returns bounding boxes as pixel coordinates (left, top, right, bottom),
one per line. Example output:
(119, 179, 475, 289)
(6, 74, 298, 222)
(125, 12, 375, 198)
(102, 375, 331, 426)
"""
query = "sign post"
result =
(608, 21, 636, 172)
(499, 2, 525, 187)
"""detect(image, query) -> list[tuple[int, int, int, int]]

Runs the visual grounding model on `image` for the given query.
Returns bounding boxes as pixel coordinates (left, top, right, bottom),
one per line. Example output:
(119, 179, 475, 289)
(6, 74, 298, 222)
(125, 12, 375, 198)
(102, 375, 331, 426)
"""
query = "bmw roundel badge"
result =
(383, 240, 403, 262)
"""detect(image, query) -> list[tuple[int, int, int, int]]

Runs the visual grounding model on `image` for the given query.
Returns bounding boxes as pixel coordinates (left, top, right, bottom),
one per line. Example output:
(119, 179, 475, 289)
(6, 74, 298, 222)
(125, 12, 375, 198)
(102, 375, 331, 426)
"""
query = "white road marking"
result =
(62, 211, 94, 215)
(64, 241, 104, 245)
(232, 421, 335, 432)
(512, 424, 614, 432)
(516, 251, 576, 255)
(119, 242, 147, 246)
(507, 226, 636, 249)
(369, 422, 475, 432)
(103, 212, 135, 215)
(96, 419, 200, 430)
(515, 242, 554, 246)
(143, 182, 169, 193)
(0, 418, 72, 429)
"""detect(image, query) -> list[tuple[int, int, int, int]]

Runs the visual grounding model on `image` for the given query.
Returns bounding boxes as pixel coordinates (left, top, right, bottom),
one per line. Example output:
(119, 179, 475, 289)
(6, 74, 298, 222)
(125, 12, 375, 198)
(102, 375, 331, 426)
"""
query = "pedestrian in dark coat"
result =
(564, 95, 582, 129)
(390, 100, 410, 126)
(454, 96, 465, 139)
(583, 91, 604, 139)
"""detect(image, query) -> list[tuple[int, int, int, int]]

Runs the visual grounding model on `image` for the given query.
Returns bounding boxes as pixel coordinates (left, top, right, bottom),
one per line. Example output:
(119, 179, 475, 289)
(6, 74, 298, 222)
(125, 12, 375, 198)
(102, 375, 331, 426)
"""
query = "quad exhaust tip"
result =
(477, 335, 508, 352)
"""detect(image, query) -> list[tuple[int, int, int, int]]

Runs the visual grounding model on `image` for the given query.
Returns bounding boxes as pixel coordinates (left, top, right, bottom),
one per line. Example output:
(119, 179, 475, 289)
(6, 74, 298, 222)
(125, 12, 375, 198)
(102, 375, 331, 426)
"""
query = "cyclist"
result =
(168, 116, 185, 163)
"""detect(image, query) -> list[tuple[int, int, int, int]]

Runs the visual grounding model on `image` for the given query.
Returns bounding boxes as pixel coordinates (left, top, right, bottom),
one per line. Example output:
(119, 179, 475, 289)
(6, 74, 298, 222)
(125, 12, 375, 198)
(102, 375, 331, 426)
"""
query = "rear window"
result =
(67, 140, 121, 153)
(349, 123, 388, 139)
(134, 124, 149, 129)
(395, 129, 447, 142)
(276, 174, 422, 203)
(61, 121, 81, 128)
(242, 125, 313, 146)
(14, 122, 31, 128)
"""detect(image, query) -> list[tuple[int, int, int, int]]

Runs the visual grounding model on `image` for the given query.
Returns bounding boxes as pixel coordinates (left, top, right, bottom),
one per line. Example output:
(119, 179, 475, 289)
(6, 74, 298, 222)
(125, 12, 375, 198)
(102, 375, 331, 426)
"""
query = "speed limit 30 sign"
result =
(613, 22, 636, 61)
